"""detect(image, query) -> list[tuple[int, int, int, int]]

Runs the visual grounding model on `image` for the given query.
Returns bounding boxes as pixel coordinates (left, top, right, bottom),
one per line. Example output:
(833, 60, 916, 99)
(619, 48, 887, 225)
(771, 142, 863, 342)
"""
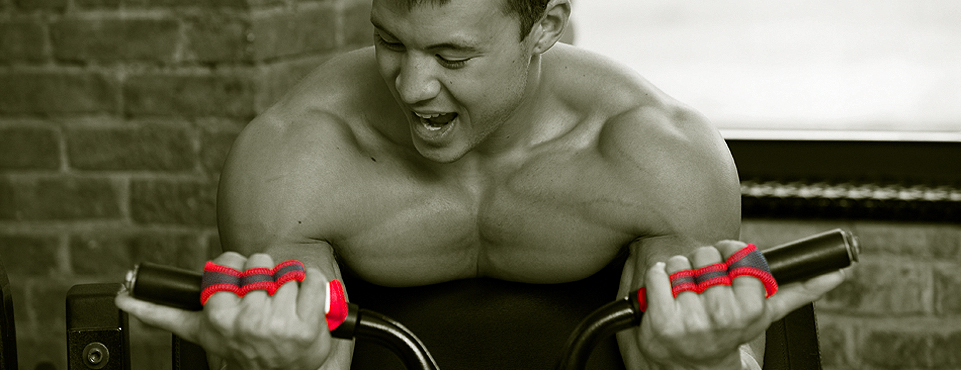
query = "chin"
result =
(414, 143, 470, 164)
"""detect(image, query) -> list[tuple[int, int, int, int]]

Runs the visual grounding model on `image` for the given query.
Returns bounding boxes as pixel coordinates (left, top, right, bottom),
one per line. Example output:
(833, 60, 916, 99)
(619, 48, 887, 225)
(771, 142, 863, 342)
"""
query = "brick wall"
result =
(741, 219, 961, 370)
(2, 1, 959, 370)
(0, 0, 371, 368)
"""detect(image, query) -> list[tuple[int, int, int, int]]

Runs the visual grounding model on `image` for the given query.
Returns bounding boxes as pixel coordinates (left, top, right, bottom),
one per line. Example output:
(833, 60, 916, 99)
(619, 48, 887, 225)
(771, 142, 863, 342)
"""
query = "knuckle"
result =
(654, 322, 685, 341)
(715, 240, 747, 255)
(740, 297, 766, 319)
(682, 314, 711, 335)
(291, 326, 318, 345)
(709, 308, 736, 329)
(204, 312, 236, 337)
(692, 246, 718, 256)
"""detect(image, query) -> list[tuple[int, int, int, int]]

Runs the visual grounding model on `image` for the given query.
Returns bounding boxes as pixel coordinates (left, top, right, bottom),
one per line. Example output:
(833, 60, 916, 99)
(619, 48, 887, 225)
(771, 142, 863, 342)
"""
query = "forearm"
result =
(319, 339, 354, 370)
(618, 333, 760, 370)
(256, 242, 342, 281)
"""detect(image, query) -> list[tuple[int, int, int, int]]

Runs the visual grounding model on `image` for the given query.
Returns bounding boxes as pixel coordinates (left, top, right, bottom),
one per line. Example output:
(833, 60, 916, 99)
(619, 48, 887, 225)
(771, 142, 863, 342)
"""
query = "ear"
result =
(529, 0, 571, 55)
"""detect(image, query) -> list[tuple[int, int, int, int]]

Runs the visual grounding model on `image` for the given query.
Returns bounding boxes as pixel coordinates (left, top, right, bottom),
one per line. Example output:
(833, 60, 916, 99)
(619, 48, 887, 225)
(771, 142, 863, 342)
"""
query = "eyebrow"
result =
(370, 18, 482, 54)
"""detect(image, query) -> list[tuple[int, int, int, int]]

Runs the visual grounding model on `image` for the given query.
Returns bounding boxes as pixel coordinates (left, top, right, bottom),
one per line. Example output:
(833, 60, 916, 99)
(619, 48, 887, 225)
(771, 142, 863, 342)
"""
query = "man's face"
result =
(371, 0, 536, 163)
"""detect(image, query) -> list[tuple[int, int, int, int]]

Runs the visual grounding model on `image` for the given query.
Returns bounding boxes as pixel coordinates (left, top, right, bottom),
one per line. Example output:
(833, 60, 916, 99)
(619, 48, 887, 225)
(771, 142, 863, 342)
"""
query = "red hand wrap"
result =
(635, 244, 778, 312)
(725, 244, 778, 298)
(200, 260, 307, 305)
(326, 279, 349, 331)
(200, 261, 242, 305)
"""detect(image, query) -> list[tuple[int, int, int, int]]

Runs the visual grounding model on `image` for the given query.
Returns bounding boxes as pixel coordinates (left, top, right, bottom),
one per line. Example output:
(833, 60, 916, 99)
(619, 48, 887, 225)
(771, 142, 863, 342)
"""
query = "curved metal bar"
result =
(354, 309, 440, 370)
(556, 229, 860, 370)
(125, 268, 440, 369)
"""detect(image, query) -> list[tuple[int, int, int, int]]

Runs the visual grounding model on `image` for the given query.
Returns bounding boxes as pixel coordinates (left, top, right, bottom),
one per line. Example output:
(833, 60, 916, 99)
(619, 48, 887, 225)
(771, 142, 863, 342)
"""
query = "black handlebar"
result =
(555, 228, 860, 370)
(125, 229, 858, 370)
(124, 265, 439, 370)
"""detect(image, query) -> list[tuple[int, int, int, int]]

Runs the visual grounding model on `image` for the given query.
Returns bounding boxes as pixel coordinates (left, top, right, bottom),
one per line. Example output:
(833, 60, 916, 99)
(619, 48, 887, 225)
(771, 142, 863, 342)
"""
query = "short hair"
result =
(402, 0, 550, 40)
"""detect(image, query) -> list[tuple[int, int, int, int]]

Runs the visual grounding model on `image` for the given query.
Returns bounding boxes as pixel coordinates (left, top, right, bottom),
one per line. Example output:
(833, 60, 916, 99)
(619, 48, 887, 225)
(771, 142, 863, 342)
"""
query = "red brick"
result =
(816, 321, 850, 367)
(51, 16, 180, 62)
(860, 329, 934, 368)
(859, 328, 961, 369)
(340, 0, 373, 48)
(130, 179, 217, 226)
(931, 331, 961, 367)
(0, 235, 62, 277)
(137, 0, 251, 8)
(200, 129, 239, 174)
(124, 71, 257, 118)
(74, 0, 122, 8)
(250, 5, 337, 61)
(0, 176, 123, 221)
(13, 0, 67, 12)
(0, 18, 49, 62)
(934, 265, 961, 316)
(820, 258, 932, 315)
(0, 69, 120, 114)
(22, 278, 71, 338)
(256, 54, 329, 110)
(853, 222, 961, 260)
(0, 127, 61, 170)
(183, 12, 252, 63)
(66, 125, 196, 172)
(129, 232, 212, 269)
(70, 232, 210, 276)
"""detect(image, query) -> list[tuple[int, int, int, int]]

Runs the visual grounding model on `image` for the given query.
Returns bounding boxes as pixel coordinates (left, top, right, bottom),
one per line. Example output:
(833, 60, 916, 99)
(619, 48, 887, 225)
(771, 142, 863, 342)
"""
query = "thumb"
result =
(115, 290, 206, 344)
(764, 269, 846, 322)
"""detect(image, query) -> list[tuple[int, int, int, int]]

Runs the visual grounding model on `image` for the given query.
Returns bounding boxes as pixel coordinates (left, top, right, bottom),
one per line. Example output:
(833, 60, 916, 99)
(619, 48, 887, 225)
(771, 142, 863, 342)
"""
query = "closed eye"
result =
(436, 54, 470, 69)
(374, 33, 405, 52)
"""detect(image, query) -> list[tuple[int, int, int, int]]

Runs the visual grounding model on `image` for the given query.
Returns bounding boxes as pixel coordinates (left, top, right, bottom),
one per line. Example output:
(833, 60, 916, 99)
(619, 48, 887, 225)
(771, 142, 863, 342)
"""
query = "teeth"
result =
(415, 112, 443, 119)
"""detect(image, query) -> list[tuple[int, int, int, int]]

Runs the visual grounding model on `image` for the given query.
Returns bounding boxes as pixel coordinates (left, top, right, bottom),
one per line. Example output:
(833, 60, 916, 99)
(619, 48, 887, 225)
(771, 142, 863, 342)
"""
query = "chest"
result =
(328, 151, 644, 287)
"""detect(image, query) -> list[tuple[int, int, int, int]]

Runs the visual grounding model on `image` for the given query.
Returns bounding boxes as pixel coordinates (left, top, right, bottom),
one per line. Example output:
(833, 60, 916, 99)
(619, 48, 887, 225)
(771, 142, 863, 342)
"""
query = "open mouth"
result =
(415, 112, 458, 131)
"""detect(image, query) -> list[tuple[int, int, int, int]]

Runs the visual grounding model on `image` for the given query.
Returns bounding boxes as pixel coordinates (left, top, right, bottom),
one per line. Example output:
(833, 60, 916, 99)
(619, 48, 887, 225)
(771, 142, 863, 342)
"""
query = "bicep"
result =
(215, 118, 357, 369)
(215, 112, 358, 285)
(609, 106, 744, 368)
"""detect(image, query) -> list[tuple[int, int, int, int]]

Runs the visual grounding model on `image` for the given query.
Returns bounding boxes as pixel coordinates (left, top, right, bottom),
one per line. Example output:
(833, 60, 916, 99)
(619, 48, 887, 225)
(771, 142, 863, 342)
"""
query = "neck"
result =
(472, 53, 553, 159)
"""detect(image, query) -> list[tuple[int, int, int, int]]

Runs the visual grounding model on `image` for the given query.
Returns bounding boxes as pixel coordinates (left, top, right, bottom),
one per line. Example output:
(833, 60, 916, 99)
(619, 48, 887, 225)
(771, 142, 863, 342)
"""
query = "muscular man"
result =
(116, 0, 846, 369)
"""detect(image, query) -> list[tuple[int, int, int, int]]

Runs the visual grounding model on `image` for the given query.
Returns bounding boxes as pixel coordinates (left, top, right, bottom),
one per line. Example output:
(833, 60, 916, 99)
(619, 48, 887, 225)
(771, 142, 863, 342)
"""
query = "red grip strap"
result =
(200, 260, 307, 305)
(635, 244, 778, 312)
(326, 279, 349, 331)
(726, 244, 778, 298)
(200, 261, 242, 305)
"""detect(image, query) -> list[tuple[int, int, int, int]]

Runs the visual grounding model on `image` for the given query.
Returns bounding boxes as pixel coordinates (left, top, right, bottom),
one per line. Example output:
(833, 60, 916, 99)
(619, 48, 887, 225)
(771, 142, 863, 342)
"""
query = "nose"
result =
(395, 54, 441, 106)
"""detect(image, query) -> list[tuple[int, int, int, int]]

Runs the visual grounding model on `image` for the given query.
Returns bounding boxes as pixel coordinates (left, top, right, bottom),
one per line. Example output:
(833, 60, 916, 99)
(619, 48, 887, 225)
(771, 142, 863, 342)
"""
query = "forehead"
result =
(371, 0, 519, 47)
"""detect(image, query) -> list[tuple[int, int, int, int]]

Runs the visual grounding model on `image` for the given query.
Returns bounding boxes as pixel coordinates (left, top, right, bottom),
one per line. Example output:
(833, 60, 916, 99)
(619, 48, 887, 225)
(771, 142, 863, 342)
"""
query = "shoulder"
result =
(218, 48, 389, 251)
(274, 47, 391, 120)
(545, 44, 736, 190)
(605, 102, 741, 241)
(546, 45, 740, 240)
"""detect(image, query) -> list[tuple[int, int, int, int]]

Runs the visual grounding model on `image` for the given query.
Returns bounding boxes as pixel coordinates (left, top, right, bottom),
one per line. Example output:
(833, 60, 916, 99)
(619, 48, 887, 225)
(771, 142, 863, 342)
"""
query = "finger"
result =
(716, 241, 766, 299)
(204, 252, 247, 307)
(690, 246, 730, 292)
(664, 254, 709, 327)
(643, 262, 677, 324)
(297, 268, 329, 328)
(240, 253, 276, 303)
(665, 255, 697, 300)
(271, 273, 300, 315)
(690, 247, 737, 321)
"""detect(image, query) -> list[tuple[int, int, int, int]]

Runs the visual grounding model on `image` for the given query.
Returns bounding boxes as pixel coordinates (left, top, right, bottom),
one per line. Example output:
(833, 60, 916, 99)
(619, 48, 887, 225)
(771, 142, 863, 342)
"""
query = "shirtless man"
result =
(116, 0, 846, 369)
